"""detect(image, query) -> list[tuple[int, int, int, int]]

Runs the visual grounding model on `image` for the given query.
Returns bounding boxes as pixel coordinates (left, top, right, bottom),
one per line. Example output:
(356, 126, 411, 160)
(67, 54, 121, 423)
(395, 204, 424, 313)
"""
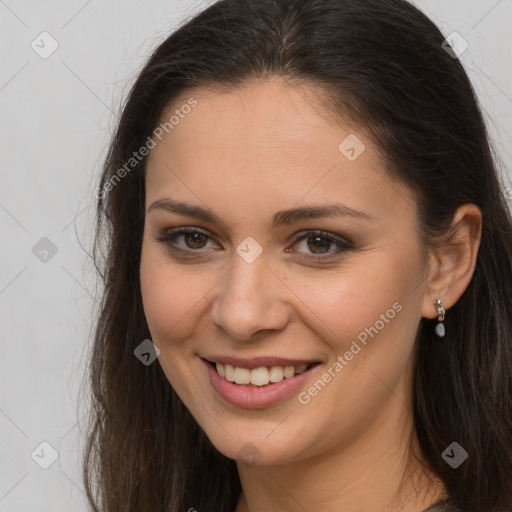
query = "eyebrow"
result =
(146, 198, 374, 230)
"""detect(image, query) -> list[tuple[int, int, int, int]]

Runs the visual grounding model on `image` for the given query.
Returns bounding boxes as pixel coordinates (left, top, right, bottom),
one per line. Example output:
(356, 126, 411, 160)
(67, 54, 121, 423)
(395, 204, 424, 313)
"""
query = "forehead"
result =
(153, 79, 364, 156)
(144, 79, 415, 225)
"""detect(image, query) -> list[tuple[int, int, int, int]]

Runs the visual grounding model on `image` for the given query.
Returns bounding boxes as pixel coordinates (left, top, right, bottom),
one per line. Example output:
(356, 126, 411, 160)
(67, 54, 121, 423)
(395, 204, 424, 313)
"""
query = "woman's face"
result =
(140, 79, 431, 466)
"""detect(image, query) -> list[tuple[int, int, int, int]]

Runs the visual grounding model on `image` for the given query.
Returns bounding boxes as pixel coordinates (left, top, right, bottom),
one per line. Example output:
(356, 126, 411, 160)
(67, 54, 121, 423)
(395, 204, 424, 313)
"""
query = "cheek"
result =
(282, 245, 425, 360)
(278, 252, 425, 446)
(139, 242, 214, 344)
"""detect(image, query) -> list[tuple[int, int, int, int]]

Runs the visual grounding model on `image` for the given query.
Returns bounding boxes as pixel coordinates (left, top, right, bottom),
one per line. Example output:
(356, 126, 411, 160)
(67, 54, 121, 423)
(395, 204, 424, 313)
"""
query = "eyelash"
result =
(154, 227, 354, 261)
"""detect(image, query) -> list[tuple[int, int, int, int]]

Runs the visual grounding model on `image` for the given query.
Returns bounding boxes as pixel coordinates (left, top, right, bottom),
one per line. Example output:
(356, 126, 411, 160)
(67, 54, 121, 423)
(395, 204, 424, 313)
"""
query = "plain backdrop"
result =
(0, 1, 511, 510)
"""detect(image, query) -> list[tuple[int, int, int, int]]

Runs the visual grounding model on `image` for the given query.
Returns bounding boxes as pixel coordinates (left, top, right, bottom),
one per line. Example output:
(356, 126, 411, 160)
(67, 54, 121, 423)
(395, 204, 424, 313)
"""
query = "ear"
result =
(421, 203, 482, 319)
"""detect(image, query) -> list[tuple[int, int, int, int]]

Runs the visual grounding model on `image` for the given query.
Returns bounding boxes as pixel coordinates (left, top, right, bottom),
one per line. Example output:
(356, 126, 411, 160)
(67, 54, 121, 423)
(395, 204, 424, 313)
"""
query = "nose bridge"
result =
(210, 250, 287, 341)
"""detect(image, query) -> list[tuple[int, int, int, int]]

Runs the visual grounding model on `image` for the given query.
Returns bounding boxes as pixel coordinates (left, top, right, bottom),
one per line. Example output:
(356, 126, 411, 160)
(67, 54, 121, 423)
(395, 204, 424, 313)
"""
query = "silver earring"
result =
(434, 299, 446, 337)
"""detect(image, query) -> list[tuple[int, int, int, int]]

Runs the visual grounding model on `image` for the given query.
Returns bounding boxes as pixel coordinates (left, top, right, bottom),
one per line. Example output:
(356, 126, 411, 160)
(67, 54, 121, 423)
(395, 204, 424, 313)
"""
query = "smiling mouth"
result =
(204, 359, 320, 387)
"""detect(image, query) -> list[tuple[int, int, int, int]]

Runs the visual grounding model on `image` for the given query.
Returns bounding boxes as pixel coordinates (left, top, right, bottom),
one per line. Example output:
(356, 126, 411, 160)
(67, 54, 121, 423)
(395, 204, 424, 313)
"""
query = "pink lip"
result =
(202, 355, 319, 370)
(202, 358, 321, 409)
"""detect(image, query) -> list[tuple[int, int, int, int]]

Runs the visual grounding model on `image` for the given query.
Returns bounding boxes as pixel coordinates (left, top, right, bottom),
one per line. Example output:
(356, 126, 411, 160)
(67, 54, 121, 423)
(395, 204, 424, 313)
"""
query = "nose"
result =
(209, 252, 290, 342)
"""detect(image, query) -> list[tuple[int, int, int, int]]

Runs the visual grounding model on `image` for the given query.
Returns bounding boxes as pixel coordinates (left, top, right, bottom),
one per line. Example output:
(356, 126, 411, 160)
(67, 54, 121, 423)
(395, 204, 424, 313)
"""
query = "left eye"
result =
(289, 231, 352, 257)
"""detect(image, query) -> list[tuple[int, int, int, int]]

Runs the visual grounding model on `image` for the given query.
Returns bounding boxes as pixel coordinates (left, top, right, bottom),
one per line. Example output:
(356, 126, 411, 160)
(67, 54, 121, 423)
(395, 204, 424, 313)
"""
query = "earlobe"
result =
(420, 203, 482, 320)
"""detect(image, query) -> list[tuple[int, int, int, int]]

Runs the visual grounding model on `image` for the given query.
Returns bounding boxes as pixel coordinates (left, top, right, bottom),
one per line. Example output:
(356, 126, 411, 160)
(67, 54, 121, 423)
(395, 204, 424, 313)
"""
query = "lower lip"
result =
(203, 359, 319, 409)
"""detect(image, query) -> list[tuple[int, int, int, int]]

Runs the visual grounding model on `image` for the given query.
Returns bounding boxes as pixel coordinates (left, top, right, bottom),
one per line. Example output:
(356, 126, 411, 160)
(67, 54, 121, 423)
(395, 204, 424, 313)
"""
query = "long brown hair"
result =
(82, 1, 512, 510)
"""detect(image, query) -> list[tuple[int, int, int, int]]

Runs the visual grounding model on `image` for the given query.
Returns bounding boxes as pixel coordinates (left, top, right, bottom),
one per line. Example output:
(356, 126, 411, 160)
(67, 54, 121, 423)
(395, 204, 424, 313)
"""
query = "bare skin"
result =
(139, 78, 481, 512)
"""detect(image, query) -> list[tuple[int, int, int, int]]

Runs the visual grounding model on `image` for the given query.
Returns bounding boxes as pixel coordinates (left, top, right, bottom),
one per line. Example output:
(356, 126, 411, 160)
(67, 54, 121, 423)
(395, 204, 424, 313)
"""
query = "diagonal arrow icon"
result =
(31, 31, 59, 59)
(338, 134, 365, 161)
(32, 237, 58, 262)
(236, 236, 263, 263)
(134, 339, 160, 365)
(445, 449, 455, 458)
(441, 442, 468, 468)
(31, 441, 58, 469)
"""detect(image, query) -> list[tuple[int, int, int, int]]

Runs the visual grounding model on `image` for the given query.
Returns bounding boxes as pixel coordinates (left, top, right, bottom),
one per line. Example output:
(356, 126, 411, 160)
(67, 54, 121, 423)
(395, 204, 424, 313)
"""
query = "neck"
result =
(234, 405, 446, 512)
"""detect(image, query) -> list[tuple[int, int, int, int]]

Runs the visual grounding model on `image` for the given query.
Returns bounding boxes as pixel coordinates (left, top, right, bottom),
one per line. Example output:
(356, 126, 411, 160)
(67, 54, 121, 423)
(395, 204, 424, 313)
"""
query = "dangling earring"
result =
(434, 299, 446, 337)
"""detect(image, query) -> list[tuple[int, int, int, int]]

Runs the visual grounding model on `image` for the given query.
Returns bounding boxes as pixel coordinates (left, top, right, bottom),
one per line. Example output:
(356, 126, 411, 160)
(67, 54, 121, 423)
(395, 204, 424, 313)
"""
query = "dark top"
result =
(423, 499, 460, 512)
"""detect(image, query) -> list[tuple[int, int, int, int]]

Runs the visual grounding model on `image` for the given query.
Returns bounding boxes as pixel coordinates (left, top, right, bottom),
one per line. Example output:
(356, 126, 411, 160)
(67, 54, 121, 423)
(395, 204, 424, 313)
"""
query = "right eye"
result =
(154, 227, 220, 254)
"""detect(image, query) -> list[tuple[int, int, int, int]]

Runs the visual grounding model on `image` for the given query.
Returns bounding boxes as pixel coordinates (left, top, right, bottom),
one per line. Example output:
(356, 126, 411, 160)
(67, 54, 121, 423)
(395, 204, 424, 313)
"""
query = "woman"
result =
(82, 1, 512, 511)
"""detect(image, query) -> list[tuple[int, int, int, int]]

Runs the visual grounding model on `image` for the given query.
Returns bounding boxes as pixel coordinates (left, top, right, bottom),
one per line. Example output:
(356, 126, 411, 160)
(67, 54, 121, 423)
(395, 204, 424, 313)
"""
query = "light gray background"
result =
(0, 1, 511, 510)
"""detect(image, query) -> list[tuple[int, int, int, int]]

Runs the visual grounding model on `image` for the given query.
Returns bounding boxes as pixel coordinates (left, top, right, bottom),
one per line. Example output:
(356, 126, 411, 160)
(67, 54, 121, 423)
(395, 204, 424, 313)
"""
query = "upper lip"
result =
(202, 355, 321, 369)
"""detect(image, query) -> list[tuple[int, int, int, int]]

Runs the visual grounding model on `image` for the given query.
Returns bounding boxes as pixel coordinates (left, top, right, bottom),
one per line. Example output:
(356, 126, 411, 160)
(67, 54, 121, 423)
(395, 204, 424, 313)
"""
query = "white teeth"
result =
(283, 366, 295, 379)
(234, 367, 251, 385)
(213, 362, 312, 386)
(225, 364, 235, 382)
(216, 363, 225, 377)
(250, 367, 270, 386)
(269, 366, 284, 382)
